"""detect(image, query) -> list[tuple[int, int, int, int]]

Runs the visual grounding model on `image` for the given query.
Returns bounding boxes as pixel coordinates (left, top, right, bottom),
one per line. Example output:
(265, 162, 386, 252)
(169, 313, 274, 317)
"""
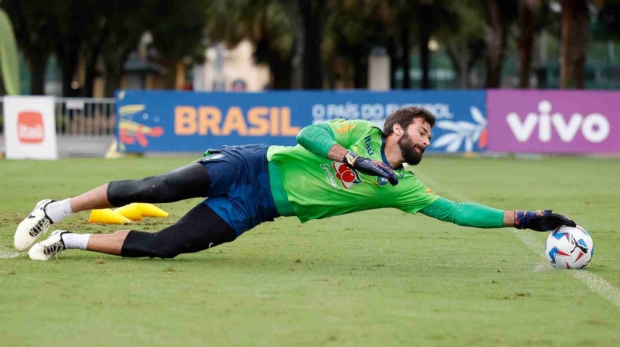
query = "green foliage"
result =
(0, 0, 56, 60)
(204, 0, 248, 46)
(3, 0, 209, 95)
(4, 0, 618, 91)
(150, 0, 210, 63)
(0, 9, 20, 95)
(592, 2, 620, 40)
(1, 0, 58, 94)
(204, 0, 296, 88)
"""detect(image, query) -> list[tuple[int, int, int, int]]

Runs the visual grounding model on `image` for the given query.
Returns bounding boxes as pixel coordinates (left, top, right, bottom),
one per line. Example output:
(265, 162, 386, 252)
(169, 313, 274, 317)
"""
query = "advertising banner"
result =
(3, 96, 57, 159)
(116, 90, 487, 153)
(487, 90, 620, 153)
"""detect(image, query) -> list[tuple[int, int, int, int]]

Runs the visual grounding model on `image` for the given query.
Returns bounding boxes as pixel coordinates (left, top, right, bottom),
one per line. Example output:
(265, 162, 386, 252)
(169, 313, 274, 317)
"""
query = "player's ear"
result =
(393, 123, 404, 136)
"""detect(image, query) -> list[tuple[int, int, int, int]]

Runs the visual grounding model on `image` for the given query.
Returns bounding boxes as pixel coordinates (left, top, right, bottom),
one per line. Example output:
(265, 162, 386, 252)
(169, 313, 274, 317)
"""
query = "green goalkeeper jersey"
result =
(267, 119, 439, 223)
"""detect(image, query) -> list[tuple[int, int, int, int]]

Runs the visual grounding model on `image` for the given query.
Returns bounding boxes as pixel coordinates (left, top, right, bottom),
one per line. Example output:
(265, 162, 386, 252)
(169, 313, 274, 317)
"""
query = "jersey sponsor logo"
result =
(17, 111, 45, 144)
(320, 164, 339, 189)
(334, 121, 355, 134)
(364, 135, 374, 156)
(332, 162, 362, 189)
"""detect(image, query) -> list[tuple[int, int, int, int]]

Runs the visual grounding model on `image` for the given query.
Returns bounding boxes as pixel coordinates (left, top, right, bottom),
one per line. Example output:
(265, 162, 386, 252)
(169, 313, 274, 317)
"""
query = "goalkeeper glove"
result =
(343, 151, 399, 186)
(514, 210, 576, 232)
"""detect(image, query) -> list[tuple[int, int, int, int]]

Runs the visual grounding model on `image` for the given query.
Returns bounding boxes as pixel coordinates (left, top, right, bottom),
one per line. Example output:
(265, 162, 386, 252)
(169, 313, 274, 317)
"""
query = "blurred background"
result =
(2, 0, 620, 96)
(1, 0, 619, 158)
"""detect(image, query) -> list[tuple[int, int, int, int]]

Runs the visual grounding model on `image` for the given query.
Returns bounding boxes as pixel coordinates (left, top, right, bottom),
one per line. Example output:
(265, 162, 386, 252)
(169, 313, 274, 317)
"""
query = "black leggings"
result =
(120, 204, 236, 258)
(106, 162, 211, 207)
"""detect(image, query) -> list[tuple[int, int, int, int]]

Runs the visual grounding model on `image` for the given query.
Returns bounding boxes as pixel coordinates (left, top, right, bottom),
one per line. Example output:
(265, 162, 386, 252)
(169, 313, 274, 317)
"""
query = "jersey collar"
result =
(381, 136, 403, 170)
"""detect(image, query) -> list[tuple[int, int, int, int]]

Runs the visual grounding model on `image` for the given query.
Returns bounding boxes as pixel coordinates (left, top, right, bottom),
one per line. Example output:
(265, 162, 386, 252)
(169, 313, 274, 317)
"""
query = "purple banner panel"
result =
(487, 90, 620, 153)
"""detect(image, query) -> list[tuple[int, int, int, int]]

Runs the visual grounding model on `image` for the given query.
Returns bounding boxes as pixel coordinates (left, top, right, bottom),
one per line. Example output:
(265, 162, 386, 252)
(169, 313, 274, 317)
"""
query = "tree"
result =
(591, 0, 620, 40)
(441, 0, 485, 89)
(149, 0, 209, 90)
(516, 0, 550, 88)
(79, 1, 113, 97)
(206, 0, 296, 90)
(416, 0, 459, 89)
(50, 0, 104, 97)
(348, 0, 416, 89)
(100, 0, 154, 97)
(559, 0, 590, 88)
(1, 0, 56, 95)
(392, 0, 415, 89)
(484, 0, 518, 88)
(518, 0, 536, 88)
(297, 0, 326, 89)
(322, 0, 373, 89)
(255, 5, 296, 89)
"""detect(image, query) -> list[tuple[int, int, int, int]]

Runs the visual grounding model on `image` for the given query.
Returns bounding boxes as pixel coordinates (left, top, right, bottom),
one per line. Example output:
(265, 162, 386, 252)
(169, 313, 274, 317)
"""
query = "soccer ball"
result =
(545, 225, 594, 269)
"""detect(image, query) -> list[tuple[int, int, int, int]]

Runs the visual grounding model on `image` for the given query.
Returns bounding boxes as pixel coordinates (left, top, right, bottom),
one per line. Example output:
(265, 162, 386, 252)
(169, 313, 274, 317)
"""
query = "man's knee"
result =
(120, 230, 181, 259)
(119, 204, 237, 259)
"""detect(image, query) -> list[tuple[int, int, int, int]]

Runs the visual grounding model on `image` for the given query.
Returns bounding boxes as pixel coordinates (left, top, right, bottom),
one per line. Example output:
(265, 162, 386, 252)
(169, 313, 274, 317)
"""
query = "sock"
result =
(61, 233, 91, 250)
(45, 199, 74, 223)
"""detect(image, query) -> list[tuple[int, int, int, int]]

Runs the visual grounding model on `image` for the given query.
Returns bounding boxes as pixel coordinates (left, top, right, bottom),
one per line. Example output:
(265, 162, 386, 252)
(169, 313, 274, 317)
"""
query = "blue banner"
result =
(116, 90, 487, 153)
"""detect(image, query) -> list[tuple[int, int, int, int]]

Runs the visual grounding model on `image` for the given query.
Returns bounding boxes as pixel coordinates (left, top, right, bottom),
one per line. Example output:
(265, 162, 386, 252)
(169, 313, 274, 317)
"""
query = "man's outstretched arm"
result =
(420, 197, 576, 231)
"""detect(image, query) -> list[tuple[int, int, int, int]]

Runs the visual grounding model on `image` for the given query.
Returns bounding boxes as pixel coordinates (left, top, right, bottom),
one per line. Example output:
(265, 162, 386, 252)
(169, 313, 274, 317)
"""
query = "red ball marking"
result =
(342, 171, 356, 183)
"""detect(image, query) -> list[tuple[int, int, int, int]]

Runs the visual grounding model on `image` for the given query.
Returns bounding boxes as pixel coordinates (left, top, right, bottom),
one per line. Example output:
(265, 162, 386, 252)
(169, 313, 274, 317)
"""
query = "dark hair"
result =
(382, 106, 436, 136)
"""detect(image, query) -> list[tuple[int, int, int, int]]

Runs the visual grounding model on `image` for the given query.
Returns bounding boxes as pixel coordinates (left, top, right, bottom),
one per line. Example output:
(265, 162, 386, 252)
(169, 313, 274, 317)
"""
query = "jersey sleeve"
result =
(395, 181, 439, 214)
(419, 197, 505, 228)
(296, 123, 338, 158)
(325, 119, 378, 148)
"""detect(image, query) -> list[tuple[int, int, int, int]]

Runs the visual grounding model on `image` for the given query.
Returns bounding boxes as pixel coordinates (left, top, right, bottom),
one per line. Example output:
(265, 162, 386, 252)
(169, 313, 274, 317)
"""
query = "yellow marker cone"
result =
(138, 203, 169, 217)
(88, 209, 131, 224)
(114, 203, 143, 221)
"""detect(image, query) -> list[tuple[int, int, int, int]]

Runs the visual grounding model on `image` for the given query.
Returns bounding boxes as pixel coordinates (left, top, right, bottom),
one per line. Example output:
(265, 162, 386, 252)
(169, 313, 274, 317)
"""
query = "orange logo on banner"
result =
(17, 111, 45, 143)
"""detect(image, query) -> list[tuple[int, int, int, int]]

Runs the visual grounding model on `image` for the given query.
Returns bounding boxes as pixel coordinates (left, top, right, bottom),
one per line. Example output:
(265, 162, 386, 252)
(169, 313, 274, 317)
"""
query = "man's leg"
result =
(15, 162, 212, 251)
(28, 203, 237, 260)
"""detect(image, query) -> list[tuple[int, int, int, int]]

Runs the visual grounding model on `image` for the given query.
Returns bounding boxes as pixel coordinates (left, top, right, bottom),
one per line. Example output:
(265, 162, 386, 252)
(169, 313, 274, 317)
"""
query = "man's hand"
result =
(343, 151, 398, 186)
(514, 210, 576, 232)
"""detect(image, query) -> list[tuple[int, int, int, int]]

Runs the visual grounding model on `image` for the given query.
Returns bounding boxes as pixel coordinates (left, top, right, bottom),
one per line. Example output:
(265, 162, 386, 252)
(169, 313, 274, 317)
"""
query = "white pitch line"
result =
(416, 171, 620, 307)
(515, 230, 620, 306)
(0, 250, 21, 259)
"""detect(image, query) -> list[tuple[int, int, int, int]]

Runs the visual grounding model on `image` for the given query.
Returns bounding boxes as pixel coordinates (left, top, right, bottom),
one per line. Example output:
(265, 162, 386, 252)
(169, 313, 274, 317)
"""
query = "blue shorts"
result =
(196, 144, 280, 236)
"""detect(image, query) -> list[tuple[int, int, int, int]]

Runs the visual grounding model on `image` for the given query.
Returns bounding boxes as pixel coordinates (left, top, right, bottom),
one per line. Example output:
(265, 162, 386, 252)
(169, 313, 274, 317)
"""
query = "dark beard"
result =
(398, 132, 424, 165)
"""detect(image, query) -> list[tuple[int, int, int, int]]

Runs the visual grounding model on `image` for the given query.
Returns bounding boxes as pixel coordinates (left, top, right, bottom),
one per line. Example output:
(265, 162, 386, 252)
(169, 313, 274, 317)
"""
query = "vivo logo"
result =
(507, 101, 610, 143)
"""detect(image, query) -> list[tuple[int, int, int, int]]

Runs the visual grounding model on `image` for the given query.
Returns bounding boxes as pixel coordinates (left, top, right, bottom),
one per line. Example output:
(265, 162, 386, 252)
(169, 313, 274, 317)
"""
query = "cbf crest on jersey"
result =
(332, 162, 362, 189)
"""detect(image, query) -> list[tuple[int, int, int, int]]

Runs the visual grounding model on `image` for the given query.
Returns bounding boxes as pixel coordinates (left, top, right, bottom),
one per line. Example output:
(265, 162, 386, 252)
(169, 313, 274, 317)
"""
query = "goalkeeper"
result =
(14, 106, 576, 260)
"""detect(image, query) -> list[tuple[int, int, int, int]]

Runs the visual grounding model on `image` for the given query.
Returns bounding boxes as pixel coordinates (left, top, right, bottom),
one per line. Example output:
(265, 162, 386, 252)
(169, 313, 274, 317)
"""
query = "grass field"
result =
(1, 155, 620, 346)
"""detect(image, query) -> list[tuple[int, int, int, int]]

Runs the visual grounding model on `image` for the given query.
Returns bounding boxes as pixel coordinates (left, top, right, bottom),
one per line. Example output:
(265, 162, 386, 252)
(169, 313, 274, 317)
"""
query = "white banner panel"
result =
(3, 96, 58, 160)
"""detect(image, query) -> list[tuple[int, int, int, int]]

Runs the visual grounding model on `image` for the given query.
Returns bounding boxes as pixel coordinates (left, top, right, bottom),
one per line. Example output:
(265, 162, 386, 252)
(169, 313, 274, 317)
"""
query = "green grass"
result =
(1, 156, 620, 346)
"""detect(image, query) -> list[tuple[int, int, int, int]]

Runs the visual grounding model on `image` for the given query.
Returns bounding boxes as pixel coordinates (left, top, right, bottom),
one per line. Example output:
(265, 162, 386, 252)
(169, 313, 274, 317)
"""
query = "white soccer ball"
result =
(545, 225, 594, 269)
